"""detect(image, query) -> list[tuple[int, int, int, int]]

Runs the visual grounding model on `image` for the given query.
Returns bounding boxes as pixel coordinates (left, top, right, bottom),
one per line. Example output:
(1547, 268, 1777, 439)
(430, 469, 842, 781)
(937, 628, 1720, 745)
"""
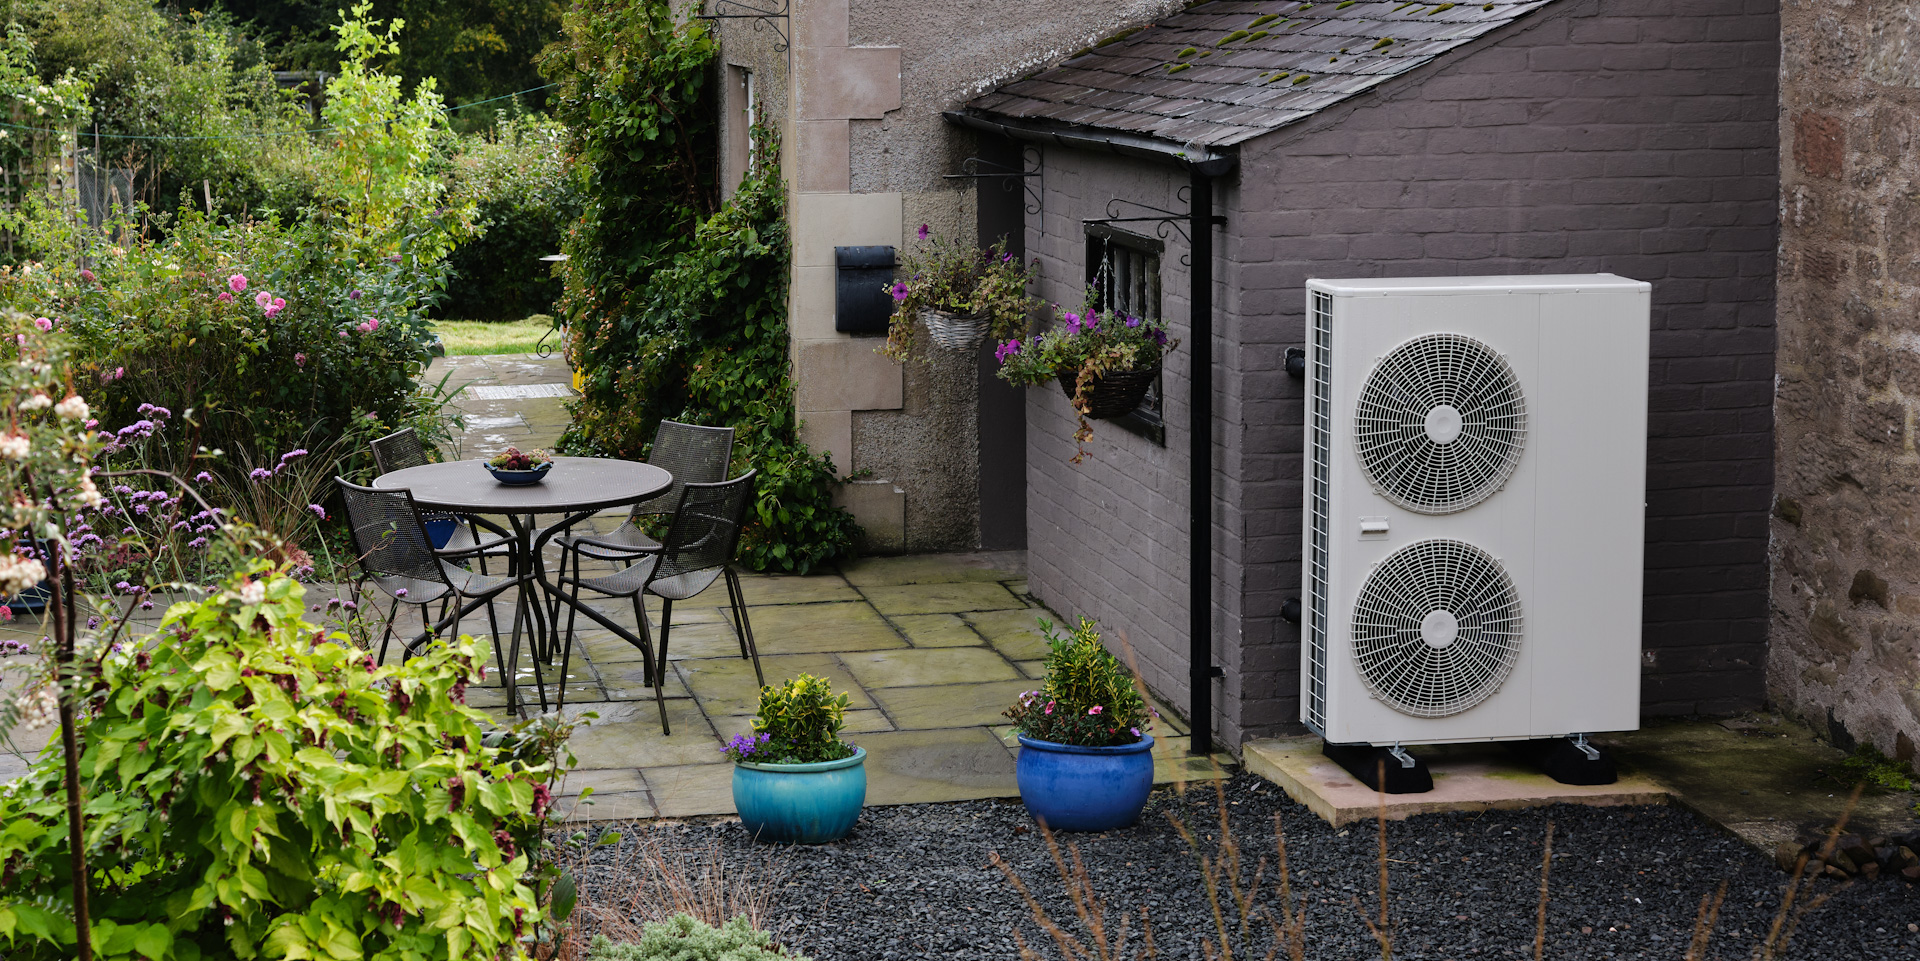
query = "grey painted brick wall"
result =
(1023, 0, 1779, 748)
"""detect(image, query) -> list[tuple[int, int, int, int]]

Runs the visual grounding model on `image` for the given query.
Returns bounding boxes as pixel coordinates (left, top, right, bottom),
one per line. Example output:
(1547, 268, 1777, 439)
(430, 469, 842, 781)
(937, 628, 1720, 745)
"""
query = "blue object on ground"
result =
(1016, 734, 1155, 832)
(733, 747, 868, 844)
(423, 517, 460, 549)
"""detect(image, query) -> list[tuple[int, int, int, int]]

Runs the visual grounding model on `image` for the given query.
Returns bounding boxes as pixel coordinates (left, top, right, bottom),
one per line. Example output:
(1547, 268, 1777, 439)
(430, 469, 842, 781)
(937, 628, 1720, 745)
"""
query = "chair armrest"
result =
(460, 514, 513, 539)
(435, 530, 514, 559)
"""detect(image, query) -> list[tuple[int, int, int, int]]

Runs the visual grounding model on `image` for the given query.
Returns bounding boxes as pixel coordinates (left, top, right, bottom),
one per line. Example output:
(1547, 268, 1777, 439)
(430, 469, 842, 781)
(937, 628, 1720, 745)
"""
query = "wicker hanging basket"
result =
(921, 308, 992, 351)
(1057, 366, 1159, 420)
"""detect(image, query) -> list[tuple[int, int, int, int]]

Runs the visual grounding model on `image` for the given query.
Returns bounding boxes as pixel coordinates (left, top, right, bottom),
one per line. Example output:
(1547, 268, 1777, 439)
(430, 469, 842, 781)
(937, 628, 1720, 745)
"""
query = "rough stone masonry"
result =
(1772, 0, 1920, 772)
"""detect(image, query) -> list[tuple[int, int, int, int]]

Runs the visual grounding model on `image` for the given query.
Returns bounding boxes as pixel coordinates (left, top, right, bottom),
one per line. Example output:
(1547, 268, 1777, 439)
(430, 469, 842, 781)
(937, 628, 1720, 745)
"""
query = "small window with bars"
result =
(1085, 224, 1165, 443)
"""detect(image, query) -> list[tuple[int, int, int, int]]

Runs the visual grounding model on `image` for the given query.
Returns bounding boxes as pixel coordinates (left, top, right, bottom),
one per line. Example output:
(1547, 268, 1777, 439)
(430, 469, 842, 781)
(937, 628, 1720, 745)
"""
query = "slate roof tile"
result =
(963, 0, 1558, 148)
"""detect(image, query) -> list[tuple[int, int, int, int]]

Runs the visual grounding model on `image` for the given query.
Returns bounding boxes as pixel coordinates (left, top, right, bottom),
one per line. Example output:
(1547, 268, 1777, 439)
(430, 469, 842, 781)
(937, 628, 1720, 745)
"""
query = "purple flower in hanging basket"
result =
(1152, 328, 1168, 346)
(1063, 312, 1082, 334)
(994, 339, 1022, 363)
(1125, 314, 1142, 329)
(890, 281, 909, 302)
(917, 223, 931, 240)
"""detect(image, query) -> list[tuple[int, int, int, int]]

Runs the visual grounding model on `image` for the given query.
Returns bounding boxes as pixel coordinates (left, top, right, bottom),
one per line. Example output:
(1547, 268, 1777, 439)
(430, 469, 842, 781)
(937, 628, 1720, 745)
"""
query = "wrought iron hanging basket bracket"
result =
(942, 146, 1043, 216)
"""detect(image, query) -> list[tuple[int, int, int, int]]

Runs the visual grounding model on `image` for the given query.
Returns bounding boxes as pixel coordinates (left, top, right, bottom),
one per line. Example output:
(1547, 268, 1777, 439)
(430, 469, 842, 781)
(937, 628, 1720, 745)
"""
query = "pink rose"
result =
(294, 353, 306, 367)
(33, 317, 52, 331)
(216, 291, 232, 303)
(228, 274, 247, 293)
(255, 291, 271, 309)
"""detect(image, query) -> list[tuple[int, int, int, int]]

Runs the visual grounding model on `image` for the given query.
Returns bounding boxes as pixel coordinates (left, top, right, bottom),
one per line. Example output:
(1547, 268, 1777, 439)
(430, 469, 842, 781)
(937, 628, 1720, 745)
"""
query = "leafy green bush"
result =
(544, 1, 856, 574)
(728, 674, 855, 765)
(442, 115, 579, 320)
(1004, 617, 1153, 747)
(0, 563, 557, 959)
(587, 915, 808, 961)
(0, 207, 447, 469)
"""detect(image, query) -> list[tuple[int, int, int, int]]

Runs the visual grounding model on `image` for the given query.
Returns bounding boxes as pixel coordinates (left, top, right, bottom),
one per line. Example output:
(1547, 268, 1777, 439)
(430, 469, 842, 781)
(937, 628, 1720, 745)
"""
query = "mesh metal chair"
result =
(555, 421, 734, 563)
(369, 427, 511, 572)
(557, 471, 761, 733)
(336, 478, 548, 712)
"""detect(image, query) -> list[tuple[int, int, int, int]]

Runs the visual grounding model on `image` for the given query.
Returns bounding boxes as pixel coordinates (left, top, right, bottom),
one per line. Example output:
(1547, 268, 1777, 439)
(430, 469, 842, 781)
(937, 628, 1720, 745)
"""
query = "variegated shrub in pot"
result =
(727, 673, 867, 844)
(1004, 617, 1158, 832)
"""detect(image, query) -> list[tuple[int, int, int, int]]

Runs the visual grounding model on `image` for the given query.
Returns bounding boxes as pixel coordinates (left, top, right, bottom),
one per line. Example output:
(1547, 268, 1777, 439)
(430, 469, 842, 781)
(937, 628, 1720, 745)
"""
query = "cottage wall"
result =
(1771, 0, 1920, 768)
(1023, 0, 1779, 747)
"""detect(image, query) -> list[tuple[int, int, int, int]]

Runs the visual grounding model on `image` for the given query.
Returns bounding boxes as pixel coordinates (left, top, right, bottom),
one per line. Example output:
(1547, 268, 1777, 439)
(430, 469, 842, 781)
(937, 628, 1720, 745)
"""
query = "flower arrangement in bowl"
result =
(485, 446, 553, 485)
(727, 673, 867, 843)
(1004, 616, 1157, 832)
(881, 225, 1038, 360)
(995, 292, 1178, 463)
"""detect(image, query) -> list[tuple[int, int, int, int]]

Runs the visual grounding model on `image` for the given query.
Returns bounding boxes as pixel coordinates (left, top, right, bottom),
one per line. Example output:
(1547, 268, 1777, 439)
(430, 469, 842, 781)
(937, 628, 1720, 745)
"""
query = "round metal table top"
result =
(372, 456, 672, 514)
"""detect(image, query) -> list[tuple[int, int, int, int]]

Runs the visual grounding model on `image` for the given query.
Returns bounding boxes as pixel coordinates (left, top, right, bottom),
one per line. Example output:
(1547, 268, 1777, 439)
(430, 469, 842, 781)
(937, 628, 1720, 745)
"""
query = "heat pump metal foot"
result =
(1505, 736, 1619, 786)
(1323, 741, 1434, 794)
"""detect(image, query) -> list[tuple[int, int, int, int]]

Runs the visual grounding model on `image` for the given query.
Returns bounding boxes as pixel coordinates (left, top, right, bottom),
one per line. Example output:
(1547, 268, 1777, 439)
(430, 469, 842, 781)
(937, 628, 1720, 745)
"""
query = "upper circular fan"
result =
(1353, 332, 1527, 514)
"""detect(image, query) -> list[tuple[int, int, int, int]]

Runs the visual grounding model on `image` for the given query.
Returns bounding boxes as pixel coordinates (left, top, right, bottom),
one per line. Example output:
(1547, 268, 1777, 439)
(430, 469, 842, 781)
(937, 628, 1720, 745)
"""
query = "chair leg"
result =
(653, 596, 674, 735)
(633, 591, 658, 688)
(726, 569, 764, 687)
(503, 585, 527, 717)
(376, 596, 400, 665)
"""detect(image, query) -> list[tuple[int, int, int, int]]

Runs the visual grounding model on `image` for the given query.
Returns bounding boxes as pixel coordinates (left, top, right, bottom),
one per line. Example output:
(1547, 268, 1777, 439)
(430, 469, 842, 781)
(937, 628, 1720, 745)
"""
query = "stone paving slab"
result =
(1242, 736, 1672, 829)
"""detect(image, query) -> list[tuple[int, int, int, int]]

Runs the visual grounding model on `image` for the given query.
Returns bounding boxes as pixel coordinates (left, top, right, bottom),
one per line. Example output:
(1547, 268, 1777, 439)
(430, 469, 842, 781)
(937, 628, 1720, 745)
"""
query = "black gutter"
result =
(944, 110, 1236, 756)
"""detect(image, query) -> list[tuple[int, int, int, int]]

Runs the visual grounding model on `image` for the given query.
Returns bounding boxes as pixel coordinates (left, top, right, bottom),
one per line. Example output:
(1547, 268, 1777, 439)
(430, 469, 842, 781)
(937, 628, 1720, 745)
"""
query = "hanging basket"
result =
(1057, 366, 1159, 420)
(921, 308, 991, 351)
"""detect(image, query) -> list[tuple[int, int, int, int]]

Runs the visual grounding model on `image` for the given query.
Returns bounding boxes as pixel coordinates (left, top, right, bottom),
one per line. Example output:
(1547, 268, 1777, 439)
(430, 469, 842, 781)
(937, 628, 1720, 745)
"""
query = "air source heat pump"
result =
(1301, 275, 1649, 748)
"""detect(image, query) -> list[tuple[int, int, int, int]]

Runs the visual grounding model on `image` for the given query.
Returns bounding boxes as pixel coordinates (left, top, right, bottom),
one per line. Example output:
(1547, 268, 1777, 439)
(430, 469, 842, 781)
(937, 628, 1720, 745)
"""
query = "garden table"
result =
(373, 456, 672, 717)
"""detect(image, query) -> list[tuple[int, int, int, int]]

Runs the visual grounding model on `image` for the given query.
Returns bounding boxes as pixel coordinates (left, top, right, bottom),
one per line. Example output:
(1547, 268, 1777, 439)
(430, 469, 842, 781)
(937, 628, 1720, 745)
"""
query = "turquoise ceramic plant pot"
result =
(732, 747, 867, 844)
(1016, 734, 1155, 832)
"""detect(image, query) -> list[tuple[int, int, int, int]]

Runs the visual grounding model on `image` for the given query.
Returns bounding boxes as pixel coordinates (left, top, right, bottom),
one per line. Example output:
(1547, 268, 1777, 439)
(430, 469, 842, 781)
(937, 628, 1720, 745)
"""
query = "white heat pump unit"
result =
(1301, 275, 1650, 746)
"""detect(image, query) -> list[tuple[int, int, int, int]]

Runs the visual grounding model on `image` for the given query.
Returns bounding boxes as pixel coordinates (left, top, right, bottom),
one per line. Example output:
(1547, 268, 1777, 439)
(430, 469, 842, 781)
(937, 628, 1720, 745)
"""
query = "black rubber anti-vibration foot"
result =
(1323, 741, 1434, 794)
(1506, 738, 1619, 786)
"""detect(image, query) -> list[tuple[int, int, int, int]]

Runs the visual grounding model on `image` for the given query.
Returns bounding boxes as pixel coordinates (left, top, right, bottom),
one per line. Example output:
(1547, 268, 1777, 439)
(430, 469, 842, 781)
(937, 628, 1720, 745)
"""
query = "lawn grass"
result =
(431, 315, 559, 356)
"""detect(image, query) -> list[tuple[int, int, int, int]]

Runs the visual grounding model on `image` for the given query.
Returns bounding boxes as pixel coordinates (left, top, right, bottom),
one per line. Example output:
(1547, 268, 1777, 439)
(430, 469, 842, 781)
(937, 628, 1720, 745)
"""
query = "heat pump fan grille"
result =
(1354, 333, 1527, 514)
(1352, 539, 1522, 718)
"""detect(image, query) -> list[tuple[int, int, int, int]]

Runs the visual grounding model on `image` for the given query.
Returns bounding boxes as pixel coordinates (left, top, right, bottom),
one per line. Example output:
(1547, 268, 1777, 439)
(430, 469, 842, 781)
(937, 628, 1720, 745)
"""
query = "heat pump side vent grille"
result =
(1354, 332, 1527, 515)
(1305, 290, 1333, 735)
(1351, 538, 1522, 718)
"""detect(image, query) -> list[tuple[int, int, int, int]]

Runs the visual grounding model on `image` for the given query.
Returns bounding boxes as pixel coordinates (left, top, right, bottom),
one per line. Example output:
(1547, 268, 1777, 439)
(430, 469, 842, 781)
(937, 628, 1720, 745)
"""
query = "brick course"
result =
(1022, 0, 1777, 748)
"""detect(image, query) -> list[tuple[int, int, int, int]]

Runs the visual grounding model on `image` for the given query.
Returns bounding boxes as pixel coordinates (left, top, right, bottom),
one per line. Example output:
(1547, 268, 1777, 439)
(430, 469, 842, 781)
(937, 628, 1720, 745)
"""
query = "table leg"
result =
(507, 513, 549, 717)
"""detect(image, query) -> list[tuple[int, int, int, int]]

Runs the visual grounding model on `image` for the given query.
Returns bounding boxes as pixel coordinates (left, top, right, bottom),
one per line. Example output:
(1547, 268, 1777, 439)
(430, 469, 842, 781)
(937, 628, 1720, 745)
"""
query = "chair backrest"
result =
(652, 471, 756, 583)
(369, 427, 430, 475)
(631, 421, 735, 519)
(334, 477, 448, 584)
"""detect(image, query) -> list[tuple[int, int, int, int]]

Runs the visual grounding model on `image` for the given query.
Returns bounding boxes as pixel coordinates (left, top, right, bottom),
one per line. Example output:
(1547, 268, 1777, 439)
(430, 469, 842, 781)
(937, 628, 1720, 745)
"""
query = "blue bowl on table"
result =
(487, 461, 552, 486)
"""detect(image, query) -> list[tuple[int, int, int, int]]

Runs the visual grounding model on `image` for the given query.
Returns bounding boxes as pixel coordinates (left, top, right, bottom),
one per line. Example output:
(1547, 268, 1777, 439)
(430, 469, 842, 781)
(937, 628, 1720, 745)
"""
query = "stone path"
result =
(427, 351, 575, 459)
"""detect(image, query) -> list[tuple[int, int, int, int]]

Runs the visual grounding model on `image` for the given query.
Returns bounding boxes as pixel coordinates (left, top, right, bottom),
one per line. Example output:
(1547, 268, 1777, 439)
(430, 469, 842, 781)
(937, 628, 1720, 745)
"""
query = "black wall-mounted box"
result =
(834, 245, 896, 335)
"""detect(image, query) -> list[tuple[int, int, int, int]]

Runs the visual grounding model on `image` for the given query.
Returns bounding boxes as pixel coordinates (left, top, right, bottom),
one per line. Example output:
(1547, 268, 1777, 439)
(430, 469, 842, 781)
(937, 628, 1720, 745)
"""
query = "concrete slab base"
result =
(1243, 736, 1671, 828)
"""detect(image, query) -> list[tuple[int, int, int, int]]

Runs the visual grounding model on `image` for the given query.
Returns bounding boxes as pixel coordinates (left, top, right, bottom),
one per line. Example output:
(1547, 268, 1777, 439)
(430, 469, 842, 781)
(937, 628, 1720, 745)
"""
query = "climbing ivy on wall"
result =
(540, 0, 858, 574)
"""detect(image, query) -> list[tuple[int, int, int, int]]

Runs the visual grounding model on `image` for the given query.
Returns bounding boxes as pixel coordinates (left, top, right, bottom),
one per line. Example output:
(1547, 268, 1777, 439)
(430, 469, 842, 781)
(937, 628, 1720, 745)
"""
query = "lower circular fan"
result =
(1351, 539, 1523, 718)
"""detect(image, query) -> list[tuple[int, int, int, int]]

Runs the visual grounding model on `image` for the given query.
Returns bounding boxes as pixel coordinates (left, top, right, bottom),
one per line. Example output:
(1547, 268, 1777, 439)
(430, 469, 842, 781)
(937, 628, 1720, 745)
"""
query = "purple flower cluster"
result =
(722, 731, 773, 763)
(994, 339, 1022, 363)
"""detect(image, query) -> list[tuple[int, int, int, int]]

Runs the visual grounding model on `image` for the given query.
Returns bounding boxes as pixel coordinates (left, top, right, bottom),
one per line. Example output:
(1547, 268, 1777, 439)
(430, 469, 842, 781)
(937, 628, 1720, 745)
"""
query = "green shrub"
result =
(543, 1, 856, 574)
(730, 674, 854, 765)
(442, 115, 580, 320)
(0, 207, 447, 470)
(0, 563, 558, 959)
(587, 915, 808, 961)
(1004, 617, 1153, 747)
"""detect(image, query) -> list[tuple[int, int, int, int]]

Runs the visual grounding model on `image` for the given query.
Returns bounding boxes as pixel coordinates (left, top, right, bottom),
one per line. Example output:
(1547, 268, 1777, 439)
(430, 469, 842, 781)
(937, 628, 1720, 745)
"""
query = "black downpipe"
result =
(1188, 168, 1215, 757)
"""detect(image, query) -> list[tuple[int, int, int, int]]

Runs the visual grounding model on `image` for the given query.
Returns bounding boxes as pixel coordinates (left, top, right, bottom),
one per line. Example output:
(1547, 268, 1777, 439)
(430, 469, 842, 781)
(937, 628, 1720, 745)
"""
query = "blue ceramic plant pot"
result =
(487, 462, 551, 486)
(1016, 734, 1155, 832)
(732, 747, 867, 844)
(423, 517, 459, 549)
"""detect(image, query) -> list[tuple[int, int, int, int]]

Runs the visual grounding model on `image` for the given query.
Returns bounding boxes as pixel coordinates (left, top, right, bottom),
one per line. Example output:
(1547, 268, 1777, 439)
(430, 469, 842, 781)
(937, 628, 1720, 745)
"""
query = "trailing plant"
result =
(880, 225, 1038, 362)
(1004, 617, 1153, 748)
(543, 0, 856, 574)
(735, 673, 855, 765)
(996, 292, 1178, 463)
(0, 562, 570, 960)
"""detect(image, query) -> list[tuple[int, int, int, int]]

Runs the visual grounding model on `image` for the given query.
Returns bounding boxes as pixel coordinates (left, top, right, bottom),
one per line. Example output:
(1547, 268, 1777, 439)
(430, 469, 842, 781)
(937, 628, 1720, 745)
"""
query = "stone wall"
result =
(1772, 0, 1920, 769)
(1022, 0, 1780, 748)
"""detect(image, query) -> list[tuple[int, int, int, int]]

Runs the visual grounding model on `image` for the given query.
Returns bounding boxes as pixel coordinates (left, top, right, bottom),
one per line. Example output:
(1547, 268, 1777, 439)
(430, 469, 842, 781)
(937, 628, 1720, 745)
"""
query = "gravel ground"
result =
(574, 774, 1920, 961)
